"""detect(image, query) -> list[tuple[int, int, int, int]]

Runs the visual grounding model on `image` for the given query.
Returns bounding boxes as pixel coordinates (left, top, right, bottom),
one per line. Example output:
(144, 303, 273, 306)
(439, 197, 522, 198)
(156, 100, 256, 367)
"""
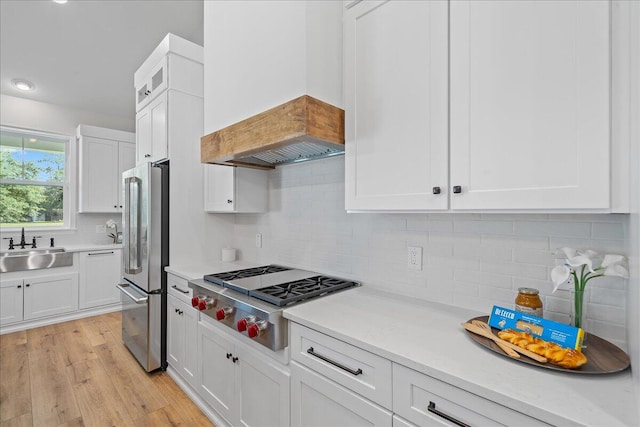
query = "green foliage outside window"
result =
(0, 128, 66, 227)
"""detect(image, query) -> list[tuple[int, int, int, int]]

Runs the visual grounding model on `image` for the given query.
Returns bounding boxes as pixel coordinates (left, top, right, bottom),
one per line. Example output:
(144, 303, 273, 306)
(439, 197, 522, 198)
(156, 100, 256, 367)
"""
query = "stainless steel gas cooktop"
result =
(191, 265, 359, 351)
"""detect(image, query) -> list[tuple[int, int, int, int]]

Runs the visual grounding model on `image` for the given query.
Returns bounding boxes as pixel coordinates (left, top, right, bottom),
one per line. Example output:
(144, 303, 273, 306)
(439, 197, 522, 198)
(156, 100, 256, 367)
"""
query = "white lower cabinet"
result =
(0, 279, 24, 325)
(198, 316, 290, 427)
(393, 415, 417, 427)
(78, 249, 122, 309)
(392, 364, 549, 427)
(1, 272, 79, 326)
(167, 293, 199, 390)
(291, 361, 392, 427)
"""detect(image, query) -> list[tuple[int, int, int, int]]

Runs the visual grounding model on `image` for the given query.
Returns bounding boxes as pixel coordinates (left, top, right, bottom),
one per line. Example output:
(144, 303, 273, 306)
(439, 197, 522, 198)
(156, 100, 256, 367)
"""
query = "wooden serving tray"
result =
(464, 316, 630, 374)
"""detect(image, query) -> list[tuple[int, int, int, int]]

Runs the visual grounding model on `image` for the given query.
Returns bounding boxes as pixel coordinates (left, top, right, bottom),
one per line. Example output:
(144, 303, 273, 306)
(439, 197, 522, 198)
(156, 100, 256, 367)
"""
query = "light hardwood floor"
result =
(0, 312, 215, 427)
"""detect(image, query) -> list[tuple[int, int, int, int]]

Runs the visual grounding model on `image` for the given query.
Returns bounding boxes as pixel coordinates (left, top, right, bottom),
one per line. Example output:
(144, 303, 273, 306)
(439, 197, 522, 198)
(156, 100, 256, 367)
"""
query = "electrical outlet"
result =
(407, 246, 423, 270)
(96, 225, 106, 233)
(255, 233, 262, 248)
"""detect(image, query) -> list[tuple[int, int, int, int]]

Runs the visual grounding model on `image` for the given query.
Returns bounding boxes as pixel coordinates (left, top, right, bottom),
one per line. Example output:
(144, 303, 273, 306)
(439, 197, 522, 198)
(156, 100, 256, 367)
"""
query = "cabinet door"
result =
(204, 164, 235, 212)
(291, 361, 392, 427)
(237, 346, 290, 427)
(344, 0, 449, 211)
(150, 91, 168, 163)
(79, 136, 119, 212)
(198, 319, 237, 424)
(136, 107, 152, 163)
(167, 294, 183, 369)
(23, 273, 78, 320)
(181, 302, 199, 389)
(0, 279, 23, 326)
(450, 1, 610, 210)
(78, 250, 121, 309)
(118, 142, 136, 209)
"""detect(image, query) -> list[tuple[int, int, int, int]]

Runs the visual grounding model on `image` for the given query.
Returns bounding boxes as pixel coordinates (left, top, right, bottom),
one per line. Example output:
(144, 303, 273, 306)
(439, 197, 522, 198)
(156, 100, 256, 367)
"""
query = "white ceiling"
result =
(0, 0, 204, 121)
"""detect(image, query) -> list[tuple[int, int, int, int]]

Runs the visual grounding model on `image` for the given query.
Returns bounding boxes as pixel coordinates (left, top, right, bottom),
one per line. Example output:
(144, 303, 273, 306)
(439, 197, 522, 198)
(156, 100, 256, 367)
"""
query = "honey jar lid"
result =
(518, 287, 540, 295)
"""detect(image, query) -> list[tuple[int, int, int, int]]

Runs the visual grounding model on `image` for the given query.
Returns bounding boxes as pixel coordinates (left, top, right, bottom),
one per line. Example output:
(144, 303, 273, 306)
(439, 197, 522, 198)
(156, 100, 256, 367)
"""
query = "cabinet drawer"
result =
(290, 322, 392, 409)
(393, 364, 550, 427)
(167, 274, 193, 304)
(291, 361, 392, 427)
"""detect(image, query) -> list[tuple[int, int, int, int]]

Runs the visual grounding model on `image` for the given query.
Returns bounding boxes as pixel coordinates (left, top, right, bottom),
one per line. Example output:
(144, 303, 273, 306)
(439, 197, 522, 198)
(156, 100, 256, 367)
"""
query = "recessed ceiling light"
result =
(53, 0, 68, 4)
(11, 79, 35, 91)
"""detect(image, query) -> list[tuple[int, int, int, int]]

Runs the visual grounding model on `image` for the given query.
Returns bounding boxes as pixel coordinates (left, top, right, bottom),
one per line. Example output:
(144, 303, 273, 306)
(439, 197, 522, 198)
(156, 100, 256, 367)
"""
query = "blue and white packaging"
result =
(488, 305, 584, 350)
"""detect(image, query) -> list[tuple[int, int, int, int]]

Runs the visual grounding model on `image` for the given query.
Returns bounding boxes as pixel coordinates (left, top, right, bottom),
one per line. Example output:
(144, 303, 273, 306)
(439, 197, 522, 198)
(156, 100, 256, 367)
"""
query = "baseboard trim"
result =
(165, 366, 230, 427)
(0, 304, 122, 335)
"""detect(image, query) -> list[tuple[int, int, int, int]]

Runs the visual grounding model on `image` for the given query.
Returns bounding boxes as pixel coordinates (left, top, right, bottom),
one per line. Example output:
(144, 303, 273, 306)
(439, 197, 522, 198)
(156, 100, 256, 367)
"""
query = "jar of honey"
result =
(515, 288, 543, 317)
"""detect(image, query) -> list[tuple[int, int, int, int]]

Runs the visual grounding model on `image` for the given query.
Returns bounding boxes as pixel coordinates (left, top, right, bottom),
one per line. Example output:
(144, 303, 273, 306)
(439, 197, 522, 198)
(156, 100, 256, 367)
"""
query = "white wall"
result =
(0, 94, 134, 247)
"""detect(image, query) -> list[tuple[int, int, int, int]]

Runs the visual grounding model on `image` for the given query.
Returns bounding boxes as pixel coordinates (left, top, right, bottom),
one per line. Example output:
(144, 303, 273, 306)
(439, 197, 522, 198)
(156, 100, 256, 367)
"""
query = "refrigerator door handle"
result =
(124, 176, 142, 274)
(116, 283, 148, 304)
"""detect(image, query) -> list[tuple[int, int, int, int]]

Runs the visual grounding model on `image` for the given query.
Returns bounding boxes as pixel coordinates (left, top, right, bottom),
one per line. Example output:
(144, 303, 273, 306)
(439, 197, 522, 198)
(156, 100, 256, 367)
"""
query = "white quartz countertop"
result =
(61, 243, 123, 252)
(283, 287, 638, 427)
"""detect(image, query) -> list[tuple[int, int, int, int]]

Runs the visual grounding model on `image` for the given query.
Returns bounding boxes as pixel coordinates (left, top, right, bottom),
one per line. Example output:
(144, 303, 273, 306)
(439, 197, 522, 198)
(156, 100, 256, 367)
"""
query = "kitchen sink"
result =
(0, 248, 73, 273)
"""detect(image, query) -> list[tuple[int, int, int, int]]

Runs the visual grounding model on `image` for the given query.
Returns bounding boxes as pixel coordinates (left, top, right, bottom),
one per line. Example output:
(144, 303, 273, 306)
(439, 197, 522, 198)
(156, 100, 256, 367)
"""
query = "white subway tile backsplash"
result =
(220, 156, 629, 347)
(591, 222, 626, 239)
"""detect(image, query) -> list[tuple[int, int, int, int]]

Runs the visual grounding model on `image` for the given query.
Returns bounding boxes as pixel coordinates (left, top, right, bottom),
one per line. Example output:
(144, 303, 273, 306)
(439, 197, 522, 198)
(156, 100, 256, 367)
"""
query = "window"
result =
(0, 127, 71, 229)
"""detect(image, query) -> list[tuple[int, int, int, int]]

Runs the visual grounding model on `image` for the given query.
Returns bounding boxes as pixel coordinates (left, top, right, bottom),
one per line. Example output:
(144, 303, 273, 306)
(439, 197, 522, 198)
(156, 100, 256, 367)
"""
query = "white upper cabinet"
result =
(204, 165, 268, 213)
(345, 0, 629, 212)
(345, 0, 449, 211)
(449, 1, 610, 210)
(135, 56, 168, 112)
(77, 124, 135, 213)
(136, 91, 168, 164)
(134, 34, 204, 165)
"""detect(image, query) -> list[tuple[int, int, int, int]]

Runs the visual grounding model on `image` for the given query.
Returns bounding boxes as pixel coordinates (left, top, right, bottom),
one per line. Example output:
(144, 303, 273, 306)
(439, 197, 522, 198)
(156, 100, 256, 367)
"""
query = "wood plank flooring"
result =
(0, 312, 215, 427)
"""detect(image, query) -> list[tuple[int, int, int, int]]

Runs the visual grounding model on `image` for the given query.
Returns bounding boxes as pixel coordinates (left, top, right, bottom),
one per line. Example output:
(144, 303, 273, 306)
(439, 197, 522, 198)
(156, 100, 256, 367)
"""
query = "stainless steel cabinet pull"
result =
(306, 347, 363, 376)
(116, 284, 148, 304)
(171, 285, 189, 294)
(427, 401, 470, 427)
(452, 185, 462, 194)
(432, 186, 441, 194)
(88, 251, 114, 256)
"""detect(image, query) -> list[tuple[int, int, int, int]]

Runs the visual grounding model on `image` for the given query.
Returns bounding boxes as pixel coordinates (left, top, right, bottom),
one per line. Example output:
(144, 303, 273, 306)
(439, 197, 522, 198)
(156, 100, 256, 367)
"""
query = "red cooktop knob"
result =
(216, 308, 232, 321)
(237, 318, 248, 332)
(191, 297, 200, 307)
(198, 300, 207, 311)
(247, 323, 260, 338)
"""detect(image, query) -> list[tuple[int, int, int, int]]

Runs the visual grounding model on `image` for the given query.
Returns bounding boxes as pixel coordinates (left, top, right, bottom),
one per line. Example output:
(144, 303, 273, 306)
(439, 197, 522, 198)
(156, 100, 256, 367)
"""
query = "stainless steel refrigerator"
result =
(116, 161, 168, 372)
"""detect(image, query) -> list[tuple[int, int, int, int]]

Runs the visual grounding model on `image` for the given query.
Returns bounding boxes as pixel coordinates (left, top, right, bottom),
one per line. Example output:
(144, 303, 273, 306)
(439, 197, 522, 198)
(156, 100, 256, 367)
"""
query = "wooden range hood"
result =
(201, 95, 345, 169)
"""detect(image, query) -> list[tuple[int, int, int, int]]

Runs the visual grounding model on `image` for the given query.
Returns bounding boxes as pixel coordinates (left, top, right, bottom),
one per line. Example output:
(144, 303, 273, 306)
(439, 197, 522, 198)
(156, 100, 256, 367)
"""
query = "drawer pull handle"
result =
(88, 251, 115, 256)
(171, 285, 190, 294)
(427, 401, 470, 427)
(306, 347, 363, 376)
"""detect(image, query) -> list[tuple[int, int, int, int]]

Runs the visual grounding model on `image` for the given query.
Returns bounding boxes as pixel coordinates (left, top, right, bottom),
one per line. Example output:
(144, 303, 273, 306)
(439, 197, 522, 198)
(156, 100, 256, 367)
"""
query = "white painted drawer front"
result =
(393, 364, 550, 427)
(290, 322, 392, 409)
(291, 361, 392, 427)
(167, 274, 193, 304)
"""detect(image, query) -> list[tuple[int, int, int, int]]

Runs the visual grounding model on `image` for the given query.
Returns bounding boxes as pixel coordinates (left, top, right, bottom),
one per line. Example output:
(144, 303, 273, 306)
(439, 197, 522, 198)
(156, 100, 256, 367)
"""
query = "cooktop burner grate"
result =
(250, 276, 359, 307)
(203, 265, 291, 285)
